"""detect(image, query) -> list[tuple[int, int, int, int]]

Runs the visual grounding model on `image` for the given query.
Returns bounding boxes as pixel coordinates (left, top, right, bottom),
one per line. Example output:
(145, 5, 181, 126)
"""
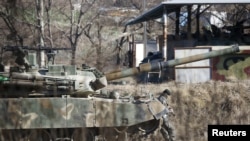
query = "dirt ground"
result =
(107, 78, 250, 141)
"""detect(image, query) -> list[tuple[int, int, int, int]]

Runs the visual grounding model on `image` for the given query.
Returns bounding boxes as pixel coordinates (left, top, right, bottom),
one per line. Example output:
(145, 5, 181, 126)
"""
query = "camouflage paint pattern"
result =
(0, 96, 166, 129)
(212, 50, 250, 80)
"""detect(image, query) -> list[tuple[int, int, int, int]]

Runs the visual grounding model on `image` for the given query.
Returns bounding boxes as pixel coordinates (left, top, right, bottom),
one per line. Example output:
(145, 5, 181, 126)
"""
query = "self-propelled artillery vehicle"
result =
(0, 45, 239, 141)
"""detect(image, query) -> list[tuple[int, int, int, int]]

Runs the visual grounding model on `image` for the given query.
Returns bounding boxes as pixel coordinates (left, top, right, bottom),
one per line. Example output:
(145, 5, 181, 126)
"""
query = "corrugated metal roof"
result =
(126, 0, 250, 25)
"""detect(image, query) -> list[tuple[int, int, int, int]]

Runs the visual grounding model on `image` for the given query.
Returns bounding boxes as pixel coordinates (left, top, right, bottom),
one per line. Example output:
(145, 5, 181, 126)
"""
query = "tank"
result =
(0, 45, 239, 141)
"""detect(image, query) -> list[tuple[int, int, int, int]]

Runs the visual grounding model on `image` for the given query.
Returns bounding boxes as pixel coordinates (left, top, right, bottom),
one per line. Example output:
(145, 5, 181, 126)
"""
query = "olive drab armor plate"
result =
(0, 45, 239, 140)
(0, 96, 166, 129)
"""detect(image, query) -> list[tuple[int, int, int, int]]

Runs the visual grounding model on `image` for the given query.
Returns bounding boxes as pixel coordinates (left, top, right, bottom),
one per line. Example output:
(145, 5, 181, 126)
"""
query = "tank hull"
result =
(0, 97, 166, 129)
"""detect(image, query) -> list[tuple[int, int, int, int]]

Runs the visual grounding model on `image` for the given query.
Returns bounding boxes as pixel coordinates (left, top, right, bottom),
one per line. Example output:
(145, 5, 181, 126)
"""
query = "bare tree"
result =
(83, 17, 104, 70)
(0, 0, 23, 46)
(59, 0, 99, 65)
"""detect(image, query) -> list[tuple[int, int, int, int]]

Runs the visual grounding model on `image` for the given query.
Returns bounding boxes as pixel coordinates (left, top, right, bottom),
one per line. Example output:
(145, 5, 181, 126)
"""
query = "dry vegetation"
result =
(107, 78, 250, 141)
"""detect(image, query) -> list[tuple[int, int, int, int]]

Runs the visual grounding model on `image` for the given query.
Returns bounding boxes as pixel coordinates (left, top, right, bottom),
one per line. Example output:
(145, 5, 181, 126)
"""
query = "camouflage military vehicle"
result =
(0, 45, 239, 141)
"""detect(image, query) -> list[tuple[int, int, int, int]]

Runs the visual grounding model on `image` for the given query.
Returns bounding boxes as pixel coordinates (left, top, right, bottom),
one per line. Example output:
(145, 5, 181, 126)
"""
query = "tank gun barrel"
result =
(106, 45, 240, 81)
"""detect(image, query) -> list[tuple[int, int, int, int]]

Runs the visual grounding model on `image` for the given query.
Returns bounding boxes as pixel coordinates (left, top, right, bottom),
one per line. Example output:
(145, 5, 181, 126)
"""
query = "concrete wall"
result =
(174, 47, 211, 83)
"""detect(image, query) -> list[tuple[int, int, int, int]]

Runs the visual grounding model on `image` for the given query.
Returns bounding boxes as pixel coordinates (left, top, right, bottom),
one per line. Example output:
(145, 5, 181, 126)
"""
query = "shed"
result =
(126, 0, 250, 83)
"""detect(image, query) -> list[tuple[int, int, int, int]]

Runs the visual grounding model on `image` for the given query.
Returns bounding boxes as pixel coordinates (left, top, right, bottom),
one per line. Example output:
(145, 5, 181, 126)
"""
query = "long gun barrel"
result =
(106, 45, 240, 81)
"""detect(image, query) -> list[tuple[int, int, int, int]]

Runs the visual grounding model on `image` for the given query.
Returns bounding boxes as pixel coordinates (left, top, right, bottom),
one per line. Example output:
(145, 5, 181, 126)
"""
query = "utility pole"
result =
(163, 6, 167, 61)
(36, 0, 46, 68)
(143, 0, 147, 58)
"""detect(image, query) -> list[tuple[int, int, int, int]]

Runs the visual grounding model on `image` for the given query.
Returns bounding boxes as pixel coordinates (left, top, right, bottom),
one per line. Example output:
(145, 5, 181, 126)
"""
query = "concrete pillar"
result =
(163, 6, 168, 61)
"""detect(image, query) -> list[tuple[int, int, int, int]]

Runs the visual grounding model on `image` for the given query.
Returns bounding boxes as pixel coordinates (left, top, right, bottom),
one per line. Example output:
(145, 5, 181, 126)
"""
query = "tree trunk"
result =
(95, 44, 102, 71)
(71, 48, 76, 65)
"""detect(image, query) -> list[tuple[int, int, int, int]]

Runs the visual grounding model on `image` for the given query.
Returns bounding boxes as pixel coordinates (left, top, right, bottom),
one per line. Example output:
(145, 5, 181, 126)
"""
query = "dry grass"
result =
(107, 78, 250, 141)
